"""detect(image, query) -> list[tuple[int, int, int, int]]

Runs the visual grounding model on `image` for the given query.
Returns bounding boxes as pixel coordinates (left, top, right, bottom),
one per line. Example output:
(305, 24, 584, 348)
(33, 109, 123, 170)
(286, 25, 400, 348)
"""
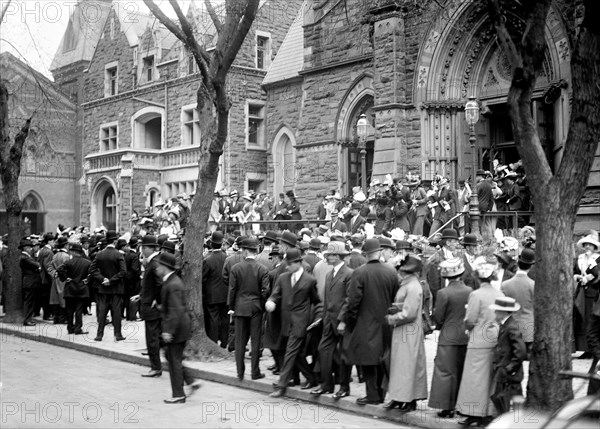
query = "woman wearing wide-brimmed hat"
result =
(384, 255, 428, 413)
(573, 231, 600, 357)
(456, 255, 505, 426)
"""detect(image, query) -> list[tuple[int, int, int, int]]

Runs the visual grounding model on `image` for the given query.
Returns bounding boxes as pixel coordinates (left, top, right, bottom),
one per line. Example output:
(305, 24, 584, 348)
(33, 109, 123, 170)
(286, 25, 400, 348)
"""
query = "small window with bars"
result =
(100, 125, 118, 151)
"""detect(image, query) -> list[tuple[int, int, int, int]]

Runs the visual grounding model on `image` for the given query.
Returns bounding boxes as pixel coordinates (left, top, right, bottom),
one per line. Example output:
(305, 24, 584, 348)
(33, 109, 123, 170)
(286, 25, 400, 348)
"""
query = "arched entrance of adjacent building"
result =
(22, 192, 45, 235)
(91, 178, 118, 231)
(335, 74, 375, 194)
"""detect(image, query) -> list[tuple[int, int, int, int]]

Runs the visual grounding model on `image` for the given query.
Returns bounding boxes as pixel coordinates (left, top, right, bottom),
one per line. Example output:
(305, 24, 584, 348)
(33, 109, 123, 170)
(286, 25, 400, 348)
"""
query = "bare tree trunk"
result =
(0, 81, 30, 323)
(487, 0, 600, 410)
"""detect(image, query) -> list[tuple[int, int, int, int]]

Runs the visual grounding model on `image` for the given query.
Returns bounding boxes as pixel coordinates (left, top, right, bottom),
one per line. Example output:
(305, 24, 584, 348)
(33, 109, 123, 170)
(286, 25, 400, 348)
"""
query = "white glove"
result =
(265, 300, 276, 313)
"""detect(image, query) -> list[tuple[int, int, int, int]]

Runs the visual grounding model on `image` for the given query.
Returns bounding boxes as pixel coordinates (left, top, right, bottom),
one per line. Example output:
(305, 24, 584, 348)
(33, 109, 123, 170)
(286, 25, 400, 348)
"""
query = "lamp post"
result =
(465, 96, 481, 236)
(356, 113, 369, 192)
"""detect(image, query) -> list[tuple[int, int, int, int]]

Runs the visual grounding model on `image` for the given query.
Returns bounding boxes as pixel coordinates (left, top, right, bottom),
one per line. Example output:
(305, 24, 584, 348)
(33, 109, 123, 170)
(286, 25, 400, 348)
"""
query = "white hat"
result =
(389, 228, 405, 242)
(578, 232, 600, 249)
(489, 296, 521, 312)
(353, 191, 366, 203)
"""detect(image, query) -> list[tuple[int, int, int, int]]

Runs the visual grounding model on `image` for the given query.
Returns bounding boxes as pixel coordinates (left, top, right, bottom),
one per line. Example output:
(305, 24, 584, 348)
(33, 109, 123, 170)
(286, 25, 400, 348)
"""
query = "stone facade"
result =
(51, 0, 302, 231)
(263, 0, 598, 229)
(0, 52, 78, 235)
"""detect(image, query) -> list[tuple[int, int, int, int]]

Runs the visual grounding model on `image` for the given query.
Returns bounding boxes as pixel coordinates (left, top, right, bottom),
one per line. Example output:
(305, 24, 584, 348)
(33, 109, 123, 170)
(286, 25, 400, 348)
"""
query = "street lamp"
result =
(356, 113, 369, 192)
(464, 96, 481, 236)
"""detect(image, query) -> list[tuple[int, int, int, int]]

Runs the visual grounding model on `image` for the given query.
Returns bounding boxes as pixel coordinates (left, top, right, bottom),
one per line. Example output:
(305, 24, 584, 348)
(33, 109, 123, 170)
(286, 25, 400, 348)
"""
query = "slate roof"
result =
(262, 0, 307, 86)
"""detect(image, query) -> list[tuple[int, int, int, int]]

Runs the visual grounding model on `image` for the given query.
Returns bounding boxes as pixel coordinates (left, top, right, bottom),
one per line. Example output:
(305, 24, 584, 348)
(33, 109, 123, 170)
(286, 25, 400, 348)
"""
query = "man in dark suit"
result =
(490, 297, 527, 413)
(347, 202, 366, 234)
(20, 239, 41, 326)
(339, 238, 399, 405)
(89, 230, 127, 342)
(131, 235, 163, 377)
(325, 210, 348, 234)
(203, 231, 229, 348)
(312, 242, 353, 398)
(156, 253, 200, 403)
(57, 243, 91, 334)
(347, 234, 367, 269)
(228, 238, 270, 380)
(302, 238, 322, 273)
(37, 232, 55, 320)
(267, 249, 321, 398)
(119, 238, 141, 321)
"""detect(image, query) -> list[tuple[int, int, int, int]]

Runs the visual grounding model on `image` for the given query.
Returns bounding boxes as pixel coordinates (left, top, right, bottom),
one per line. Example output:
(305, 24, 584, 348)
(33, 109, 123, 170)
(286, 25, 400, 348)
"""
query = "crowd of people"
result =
(2, 160, 599, 420)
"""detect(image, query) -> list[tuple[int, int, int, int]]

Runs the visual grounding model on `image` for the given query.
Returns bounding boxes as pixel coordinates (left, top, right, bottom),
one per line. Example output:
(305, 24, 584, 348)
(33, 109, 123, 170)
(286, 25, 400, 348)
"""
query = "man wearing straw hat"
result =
(311, 241, 353, 399)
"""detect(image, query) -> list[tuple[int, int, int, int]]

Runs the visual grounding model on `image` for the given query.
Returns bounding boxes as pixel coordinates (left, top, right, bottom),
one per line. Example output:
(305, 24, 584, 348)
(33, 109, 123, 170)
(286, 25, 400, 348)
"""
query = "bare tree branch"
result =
(169, 0, 211, 67)
(486, 0, 522, 71)
(0, 0, 12, 24)
(216, 0, 260, 81)
(204, 0, 223, 33)
(143, 0, 211, 86)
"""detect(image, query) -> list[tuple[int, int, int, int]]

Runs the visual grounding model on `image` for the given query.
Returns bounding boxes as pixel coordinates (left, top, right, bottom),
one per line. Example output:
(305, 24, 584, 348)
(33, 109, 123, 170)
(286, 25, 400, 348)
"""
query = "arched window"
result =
(103, 187, 117, 231)
(272, 128, 297, 198)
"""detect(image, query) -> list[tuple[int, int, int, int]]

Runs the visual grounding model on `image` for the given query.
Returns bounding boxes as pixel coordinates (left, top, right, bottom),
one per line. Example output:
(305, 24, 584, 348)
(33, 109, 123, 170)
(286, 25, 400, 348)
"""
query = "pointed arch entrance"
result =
(90, 178, 118, 231)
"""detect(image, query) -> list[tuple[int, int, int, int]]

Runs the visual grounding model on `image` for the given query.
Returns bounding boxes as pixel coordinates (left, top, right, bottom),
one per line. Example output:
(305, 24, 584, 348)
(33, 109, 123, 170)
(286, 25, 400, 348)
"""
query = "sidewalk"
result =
(0, 311, 592, 429)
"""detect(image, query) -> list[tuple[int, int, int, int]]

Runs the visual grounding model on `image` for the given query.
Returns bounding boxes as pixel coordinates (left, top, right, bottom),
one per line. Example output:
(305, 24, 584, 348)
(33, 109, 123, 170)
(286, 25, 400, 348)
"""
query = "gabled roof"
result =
(114, 1, 156, 47)
(262, 0, 307, 86)
(50, 0, 112, 71)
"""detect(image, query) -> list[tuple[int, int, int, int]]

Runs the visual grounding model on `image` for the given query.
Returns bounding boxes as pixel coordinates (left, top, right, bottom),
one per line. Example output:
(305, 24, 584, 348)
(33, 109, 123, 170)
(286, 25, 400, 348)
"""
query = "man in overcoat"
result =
(228, 238, 270, 380)
(312, 242, 353, 399)
(267, 249, 320, 398)
(57, 243, 91, 334)
(156, 253, 200, 403)
(20, 239, 41, 326)
(338, 238, 399, 405)
(131, 235, 163, 377)
(90, 230, 127, 342)
(202, 231, 229, 347)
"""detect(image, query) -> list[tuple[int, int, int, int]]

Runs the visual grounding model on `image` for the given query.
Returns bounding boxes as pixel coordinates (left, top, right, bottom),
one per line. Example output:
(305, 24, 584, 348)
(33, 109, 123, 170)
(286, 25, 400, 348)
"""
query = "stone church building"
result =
(42, 0, 597, 231)
(263, 0, 598, 230)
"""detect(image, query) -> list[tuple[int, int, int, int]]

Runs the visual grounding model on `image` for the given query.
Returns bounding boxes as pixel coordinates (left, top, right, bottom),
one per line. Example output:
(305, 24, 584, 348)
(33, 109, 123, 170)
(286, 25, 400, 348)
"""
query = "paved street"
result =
(0, 340, 405, 428)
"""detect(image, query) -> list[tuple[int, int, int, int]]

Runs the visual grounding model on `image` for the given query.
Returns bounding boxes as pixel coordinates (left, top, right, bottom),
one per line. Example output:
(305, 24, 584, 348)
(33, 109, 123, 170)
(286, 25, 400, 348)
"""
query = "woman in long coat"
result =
(384, 255, 428, 412)
(456, 256, 505, 426)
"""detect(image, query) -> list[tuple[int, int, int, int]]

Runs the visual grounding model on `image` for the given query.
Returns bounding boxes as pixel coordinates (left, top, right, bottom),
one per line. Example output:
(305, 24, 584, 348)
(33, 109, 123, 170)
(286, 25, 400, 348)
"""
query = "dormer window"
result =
(256, 31, 271, 70)
(143, 56, 155, 82)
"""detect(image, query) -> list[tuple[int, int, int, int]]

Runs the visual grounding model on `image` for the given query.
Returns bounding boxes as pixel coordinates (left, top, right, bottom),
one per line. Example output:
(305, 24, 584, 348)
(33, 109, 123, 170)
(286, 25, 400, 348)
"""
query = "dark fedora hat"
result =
(80, 235, 90, 244)
(460, 234, 479, 246)
(116, 238, 128, 250)
(395, 240, 412, 251)
(128, 236, 139, 247)
(140, 235, 158, 247)
(105, 230, 119, 242)
(42, 232, 56, 243)
(161, 241, 175, 253)
(399, 255, 423, 274)
(69, 243, 84, 254)
(262, 230, 280, 244)
(209, 231, 224, 246)
(441, 229, 459, 241)
(279, 231, 298, 247)
(363, 238, 382, 254)
(495, 251, 514, 266)
(156, 253, 178, 271)
(285, 190, 296, 199)
(351, 201, 362, 210)
(55, 236, 69, 248)
(518, 248, 536, 265)
(284, 248, 303, 263)
(18, 238, 33, 249)
(240, 238, 259, 251)
(378, 237, 395, 249)
(309, 238, 322, 250)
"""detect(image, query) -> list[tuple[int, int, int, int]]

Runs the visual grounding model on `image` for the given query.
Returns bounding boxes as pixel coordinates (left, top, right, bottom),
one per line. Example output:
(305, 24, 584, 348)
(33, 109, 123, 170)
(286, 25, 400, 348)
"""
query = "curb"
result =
(0, 324, 459, 429)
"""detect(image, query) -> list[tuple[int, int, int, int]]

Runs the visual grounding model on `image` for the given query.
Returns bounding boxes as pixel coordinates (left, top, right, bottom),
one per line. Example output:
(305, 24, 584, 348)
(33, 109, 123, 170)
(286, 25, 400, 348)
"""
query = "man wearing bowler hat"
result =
(57, 243, 91, 334)
(425, 228, 465, 308)
(312, 242, 353, 399)
(460, 233, 482, 290)
(228, 238, 270, 380)
(90, 230, 127, 341)
(339, 238, 399, 405)
(347, 201, 366, 234)
(20, 238, 41, 326)
(156, 253, 200, 403)
(202, 231, 229, 348)
(501, 248, 535, 357)
(132, 235, 163, 376)
(267, 248, 320, 398)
